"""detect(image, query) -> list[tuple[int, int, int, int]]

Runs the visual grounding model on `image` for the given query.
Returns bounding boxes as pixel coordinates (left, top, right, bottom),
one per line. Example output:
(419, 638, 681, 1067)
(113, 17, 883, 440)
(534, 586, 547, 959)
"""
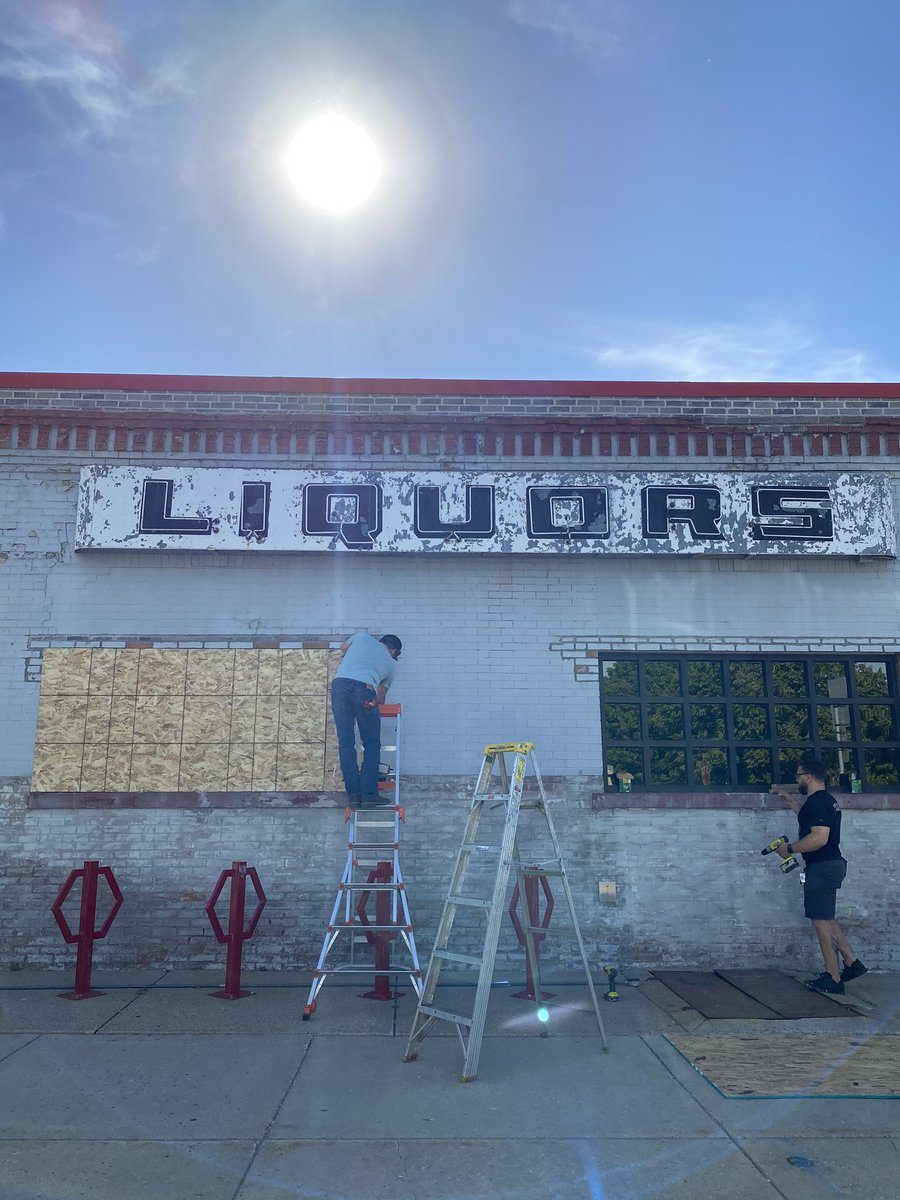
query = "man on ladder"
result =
(331, 632, 402, 809)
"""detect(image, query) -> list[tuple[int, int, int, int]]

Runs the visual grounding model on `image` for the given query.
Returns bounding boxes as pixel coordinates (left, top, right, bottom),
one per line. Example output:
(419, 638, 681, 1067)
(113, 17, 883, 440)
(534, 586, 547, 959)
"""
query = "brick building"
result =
(1, 372, 897, 973)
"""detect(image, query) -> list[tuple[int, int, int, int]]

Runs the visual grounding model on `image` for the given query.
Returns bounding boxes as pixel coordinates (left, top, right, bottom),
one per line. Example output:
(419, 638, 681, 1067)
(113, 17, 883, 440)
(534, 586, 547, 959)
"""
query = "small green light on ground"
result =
(537, 1006, 549, 1023)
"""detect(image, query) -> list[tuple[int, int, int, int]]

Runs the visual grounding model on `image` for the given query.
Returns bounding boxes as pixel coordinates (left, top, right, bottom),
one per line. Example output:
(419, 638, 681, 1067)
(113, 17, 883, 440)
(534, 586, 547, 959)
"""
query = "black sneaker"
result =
(345, 796, 362, 809)
(840, 959, 868, 983)
(806, 972, 845, 995)
(361, 794, 393, 808)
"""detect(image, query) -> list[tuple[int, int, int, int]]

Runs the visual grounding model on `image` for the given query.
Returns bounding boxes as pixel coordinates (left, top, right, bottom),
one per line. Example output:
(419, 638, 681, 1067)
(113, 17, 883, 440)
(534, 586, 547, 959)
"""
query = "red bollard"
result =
(51, 860, 123, 1000)
(205, 861, 267, 1000)
(359, 860, 403, 1001)
(508, 869, 555, 1000)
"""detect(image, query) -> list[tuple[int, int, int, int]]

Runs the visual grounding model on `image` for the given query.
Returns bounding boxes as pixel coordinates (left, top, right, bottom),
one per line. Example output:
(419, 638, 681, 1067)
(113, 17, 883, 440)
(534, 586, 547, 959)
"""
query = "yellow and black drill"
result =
(761, 834, 799, 874)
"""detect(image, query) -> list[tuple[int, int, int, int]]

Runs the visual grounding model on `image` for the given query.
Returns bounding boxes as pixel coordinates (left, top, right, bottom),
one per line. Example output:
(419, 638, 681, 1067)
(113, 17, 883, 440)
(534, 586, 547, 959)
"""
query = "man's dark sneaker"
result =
(806, 972, 845, 995)
(345, 796, 362, 809)
(840, 958, 868, 983)
(361, 794, 393, 808)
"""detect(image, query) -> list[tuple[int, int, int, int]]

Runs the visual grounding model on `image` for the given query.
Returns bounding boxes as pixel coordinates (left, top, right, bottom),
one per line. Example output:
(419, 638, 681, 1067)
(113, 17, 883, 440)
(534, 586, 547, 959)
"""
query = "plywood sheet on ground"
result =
(651, 971, 780, 1019)
(715, 969, 859, 1017)
(666, 1033, 900, 1097)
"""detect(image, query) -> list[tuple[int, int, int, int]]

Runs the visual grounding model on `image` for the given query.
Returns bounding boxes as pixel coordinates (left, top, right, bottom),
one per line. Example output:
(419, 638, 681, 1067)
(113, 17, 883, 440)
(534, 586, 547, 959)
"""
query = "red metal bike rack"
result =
(51, 860, 123, 1000)
(508, 869, 555, 1000)
(205, 861, 267, 999)
(358, 860, 404, 1001)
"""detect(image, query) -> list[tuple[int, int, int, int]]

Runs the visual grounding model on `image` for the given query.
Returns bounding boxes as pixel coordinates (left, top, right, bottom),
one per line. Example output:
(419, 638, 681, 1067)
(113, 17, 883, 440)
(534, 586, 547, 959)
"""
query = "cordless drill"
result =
(761, 835, 799, 874)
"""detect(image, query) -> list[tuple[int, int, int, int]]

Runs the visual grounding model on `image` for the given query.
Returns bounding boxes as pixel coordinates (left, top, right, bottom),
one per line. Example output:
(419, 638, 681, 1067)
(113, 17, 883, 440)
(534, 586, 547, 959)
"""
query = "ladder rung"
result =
(329, 922, 412, 931)
(354, 819, 396, 827)
(433, 949, 483, 967)
(418, 1003, 473, 1026)
(521, 867, 563, 877)
(474, 792, 509, 803)
(315, 966, 412, 976)
(447, 894, 491, 909)
(351, 842, 399, 850)
(339, 882, 403, 891)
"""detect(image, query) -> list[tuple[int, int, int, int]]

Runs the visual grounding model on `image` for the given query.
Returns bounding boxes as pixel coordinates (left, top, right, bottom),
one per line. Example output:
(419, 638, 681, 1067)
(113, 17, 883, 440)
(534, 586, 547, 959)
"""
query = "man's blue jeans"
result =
(330, 678, 380, 801)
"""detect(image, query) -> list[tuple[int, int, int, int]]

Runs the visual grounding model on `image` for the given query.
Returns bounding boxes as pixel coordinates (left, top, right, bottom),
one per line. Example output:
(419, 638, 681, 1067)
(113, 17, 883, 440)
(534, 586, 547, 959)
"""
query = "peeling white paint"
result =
(75, 467, 895, 557)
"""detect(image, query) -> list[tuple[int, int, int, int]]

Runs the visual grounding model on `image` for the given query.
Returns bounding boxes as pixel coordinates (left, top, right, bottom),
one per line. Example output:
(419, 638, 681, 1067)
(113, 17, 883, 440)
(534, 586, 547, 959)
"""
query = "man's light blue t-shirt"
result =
(333, 633, 397, 691)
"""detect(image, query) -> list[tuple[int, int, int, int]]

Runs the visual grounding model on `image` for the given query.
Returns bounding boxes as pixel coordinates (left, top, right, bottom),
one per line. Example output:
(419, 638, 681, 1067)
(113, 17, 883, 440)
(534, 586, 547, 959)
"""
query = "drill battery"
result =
(761, 834, 799, 874)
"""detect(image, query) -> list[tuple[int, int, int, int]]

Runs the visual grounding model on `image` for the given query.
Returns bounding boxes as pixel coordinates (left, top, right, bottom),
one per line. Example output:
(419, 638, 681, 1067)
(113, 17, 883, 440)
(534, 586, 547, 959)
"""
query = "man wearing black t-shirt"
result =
(777, 755, 867, 994)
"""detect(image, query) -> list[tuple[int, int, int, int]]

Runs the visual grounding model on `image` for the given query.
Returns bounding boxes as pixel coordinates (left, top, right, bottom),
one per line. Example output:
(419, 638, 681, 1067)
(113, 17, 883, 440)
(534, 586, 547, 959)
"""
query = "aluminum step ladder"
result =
(402, 742, 608, 1080)
(303, 705, 422, 1017)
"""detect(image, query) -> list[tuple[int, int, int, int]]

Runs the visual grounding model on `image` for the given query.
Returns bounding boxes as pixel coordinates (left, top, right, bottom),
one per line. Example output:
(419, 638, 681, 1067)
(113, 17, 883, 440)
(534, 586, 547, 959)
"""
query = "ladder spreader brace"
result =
(402, 741, 608, 1080)
(304, 704, 422, 1018)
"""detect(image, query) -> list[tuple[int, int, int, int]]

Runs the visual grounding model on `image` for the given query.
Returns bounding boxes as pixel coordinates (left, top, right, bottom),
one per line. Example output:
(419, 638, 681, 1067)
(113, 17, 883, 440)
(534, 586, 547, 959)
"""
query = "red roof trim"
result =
(2, 371, 900, 399)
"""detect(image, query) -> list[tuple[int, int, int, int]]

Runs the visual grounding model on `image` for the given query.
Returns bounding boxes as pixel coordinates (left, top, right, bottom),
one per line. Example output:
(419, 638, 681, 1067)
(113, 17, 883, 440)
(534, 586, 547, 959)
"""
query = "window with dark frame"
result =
(600, 654, 900, 791)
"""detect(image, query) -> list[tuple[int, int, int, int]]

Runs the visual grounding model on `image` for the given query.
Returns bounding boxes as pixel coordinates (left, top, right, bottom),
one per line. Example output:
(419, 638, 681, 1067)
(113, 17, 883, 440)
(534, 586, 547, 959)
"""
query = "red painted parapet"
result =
(508, 869, 555, 1001)
(358, 860, 404, 1001)
(205, 861, 267, 1000)
(51, 860, 123, 1000)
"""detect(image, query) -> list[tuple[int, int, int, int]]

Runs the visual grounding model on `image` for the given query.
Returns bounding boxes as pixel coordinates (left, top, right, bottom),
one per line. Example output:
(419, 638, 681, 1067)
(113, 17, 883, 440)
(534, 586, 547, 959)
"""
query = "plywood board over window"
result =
(31, 648, 343, 799)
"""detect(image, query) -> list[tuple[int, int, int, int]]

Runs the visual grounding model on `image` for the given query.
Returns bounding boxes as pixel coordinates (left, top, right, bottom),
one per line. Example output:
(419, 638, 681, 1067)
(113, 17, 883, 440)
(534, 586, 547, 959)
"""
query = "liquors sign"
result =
(76, 467, 895, 557)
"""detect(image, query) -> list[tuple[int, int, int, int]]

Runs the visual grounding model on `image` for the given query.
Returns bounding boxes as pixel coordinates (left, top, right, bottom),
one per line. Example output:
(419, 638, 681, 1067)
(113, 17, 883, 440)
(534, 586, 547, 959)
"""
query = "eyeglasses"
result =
(796, 771, 810, 779)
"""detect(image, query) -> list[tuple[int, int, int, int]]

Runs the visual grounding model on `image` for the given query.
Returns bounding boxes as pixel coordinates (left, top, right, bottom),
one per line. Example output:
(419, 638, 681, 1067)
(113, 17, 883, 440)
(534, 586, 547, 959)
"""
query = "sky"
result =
(1, 0, 900, 384)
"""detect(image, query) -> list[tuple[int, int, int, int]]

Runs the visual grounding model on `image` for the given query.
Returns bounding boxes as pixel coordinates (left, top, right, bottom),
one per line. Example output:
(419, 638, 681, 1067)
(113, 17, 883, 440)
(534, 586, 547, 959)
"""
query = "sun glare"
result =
(284, 114, 382, 214)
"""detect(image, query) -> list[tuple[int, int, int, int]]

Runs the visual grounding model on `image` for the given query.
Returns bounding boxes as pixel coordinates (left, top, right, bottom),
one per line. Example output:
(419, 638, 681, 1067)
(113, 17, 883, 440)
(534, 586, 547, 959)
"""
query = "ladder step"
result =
(447, 894, 491, 909)
(522, 867, 563, 877)
(339, 882, 403, 891)
(351, 842, 399, 850)
(330, 922, 412, 931)
(418, 1003, 473, 1026)
(433, 949, 483, 967)
(315, 966, 413, 976)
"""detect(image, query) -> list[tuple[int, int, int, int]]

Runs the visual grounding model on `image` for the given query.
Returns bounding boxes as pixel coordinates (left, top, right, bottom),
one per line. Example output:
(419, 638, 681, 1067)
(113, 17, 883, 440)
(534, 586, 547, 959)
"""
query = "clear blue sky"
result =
(2, 0, 899, 382)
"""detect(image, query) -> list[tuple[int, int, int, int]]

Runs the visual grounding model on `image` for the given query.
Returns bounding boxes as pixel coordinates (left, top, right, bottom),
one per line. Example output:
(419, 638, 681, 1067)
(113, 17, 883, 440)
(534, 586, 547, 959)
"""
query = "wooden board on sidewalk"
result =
(716, 968, 858, 1018)
(651, 970, 780, 1019)
(666, 1033, 900, 1097)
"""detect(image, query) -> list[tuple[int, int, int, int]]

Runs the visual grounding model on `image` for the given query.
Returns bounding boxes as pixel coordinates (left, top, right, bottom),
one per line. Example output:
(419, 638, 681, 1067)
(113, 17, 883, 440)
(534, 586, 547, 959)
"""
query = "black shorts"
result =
(803, 859, 847, 920)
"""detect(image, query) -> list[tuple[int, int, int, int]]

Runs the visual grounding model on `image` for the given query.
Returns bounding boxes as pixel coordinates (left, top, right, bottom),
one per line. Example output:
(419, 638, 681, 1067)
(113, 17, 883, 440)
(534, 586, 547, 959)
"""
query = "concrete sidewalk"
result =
(1, 969, 898, 1200)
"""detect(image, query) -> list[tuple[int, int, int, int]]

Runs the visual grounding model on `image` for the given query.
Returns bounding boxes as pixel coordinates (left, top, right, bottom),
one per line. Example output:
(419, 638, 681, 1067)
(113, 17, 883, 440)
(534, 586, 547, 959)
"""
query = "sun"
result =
(284, 114, 382, 214)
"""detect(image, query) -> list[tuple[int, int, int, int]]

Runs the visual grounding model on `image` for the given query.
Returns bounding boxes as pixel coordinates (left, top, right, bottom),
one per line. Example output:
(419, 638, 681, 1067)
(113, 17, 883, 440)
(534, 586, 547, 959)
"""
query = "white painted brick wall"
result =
(2, 452, 899, 972)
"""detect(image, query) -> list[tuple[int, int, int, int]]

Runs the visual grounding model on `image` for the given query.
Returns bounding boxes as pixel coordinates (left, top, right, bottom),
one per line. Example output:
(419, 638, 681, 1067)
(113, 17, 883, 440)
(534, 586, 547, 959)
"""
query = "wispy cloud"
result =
(0, 0, 194, 142)
(116, 237, 164, 268)
(578, 316, 898, 383)
(508, 0, 630, 68)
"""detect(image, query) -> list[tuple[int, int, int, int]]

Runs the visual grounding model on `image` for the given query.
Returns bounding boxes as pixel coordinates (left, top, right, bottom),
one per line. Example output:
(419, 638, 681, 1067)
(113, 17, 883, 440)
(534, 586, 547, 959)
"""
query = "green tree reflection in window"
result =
(856, 662, 890, 698)
(644, 661, 681, 697)
(730, 661, 764, 696)
(602, 660, 638, 697)
(687, 660, 723, 696)
(648, 703, 684, 740)
(604, 704, 641, 741)
(771, 661, 807, 698)
(599, 654, 900, 792)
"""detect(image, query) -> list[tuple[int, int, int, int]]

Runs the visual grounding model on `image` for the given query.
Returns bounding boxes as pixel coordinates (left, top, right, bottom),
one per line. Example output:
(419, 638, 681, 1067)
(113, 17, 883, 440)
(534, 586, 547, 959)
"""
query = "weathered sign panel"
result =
(76, 467, 896, 557)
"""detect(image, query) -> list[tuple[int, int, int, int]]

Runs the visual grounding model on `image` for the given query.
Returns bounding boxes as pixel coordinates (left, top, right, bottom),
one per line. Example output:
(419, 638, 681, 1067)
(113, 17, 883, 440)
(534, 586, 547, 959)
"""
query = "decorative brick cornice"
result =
(4, 371, 900, 399)
(3, 407, 900, 460)
(3, 372, 900, 425)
